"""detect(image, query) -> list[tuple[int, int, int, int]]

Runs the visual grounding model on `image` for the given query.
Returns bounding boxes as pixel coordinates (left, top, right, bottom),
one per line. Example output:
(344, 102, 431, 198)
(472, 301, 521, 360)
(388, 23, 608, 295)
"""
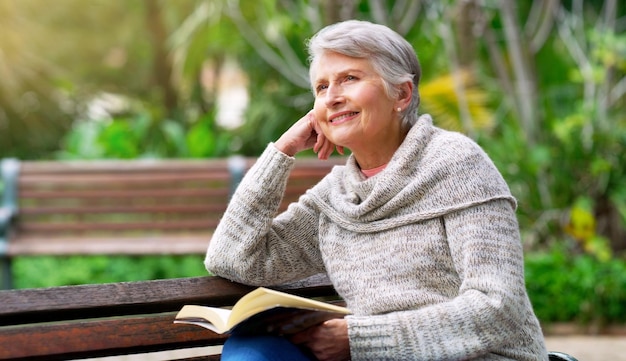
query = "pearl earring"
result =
(397, 107, 402, 112)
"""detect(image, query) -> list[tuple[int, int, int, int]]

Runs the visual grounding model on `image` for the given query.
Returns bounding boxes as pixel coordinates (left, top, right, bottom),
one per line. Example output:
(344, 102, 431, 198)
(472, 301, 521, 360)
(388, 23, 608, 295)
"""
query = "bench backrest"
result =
(1, 156, 344, 256)
(0, 276, 338, 361)
(12, 159, 234, 251)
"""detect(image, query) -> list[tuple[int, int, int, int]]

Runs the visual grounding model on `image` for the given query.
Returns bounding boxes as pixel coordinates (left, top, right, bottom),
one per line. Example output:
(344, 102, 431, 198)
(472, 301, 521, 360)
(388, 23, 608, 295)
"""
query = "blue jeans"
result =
(221, 334, 317, 361)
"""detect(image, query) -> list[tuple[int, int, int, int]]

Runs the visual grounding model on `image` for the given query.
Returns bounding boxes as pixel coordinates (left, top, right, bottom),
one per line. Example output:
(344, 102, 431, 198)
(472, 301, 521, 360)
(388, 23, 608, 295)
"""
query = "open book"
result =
(174, 287, 350, 336)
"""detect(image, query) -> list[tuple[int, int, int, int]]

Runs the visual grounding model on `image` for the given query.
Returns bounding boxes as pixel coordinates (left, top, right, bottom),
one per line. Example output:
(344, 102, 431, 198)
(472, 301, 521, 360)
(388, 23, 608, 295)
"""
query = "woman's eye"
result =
(316, 84, 328, 93)
(346, 75, 357, 81)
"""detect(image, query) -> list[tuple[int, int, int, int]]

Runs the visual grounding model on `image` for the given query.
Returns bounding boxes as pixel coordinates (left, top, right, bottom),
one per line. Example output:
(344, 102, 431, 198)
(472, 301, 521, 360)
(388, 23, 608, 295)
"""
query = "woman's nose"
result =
(324, 84, 344, 108)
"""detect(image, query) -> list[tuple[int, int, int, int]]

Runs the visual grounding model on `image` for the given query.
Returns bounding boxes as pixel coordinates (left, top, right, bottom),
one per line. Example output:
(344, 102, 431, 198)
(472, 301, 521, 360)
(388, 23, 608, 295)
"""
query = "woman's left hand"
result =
(290, 318, 350, 361)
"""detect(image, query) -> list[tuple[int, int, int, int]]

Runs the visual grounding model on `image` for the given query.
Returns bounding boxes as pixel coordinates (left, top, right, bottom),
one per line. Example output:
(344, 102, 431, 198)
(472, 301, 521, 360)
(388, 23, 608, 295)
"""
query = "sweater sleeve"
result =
(346, 200, 547, 360)
(204, 144, 326, 286)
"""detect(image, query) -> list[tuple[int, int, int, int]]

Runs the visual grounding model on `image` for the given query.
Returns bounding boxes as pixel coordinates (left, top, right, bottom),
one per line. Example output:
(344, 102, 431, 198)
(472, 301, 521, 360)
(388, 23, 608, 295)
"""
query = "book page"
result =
(228, 287, 350, 330)
(174, 305, 232, 334)
(230, 306, 348, 336)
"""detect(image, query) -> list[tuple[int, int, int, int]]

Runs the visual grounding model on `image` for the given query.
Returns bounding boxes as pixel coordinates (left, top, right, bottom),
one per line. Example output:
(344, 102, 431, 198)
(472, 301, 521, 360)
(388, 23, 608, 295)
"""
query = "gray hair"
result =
(307, 20, 421, 129)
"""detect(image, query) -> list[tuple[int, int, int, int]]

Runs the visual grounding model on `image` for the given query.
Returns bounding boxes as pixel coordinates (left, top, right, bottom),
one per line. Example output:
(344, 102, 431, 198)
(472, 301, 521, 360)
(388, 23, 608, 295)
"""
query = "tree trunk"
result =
(144, 0, 178, 117)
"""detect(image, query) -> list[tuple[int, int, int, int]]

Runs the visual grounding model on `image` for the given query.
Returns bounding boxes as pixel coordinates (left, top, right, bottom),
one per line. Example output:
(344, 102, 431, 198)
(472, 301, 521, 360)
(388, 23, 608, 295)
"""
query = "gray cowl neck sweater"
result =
(206, 114, 548, 360)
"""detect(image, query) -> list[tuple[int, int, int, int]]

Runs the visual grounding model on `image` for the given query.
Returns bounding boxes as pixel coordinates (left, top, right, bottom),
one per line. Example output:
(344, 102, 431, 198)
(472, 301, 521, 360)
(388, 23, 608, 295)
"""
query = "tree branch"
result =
(474, 7, 515, 113)
(369, 0, 389, 26)
(610, 76, 626, 106)
(597, 0, 617, 128)
(305, 0, 323, 31)
(555, 6, 595, 109)
(499, 0, 537, 142)
(528, 0, 560, 53)
(226, 0, 309, 88)
(524, 0, 546, 35)
(438, 18, 475, 137)
(395, 0, 422, 36)
(368, 0, 421, 36)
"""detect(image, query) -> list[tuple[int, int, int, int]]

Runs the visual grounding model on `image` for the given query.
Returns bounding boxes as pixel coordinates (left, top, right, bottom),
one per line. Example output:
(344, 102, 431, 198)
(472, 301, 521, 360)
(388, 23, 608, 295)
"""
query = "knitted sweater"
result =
(205, 115, 548, 360)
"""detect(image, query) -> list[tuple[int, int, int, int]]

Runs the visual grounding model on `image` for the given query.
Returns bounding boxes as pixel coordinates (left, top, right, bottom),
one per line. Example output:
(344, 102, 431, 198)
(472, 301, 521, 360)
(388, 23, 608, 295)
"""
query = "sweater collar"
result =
(308, 114, 515, 231)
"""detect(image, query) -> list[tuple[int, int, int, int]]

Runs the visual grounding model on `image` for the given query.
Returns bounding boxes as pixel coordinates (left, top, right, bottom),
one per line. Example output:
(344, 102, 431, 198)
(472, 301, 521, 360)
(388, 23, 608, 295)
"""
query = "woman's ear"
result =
(396, 81, 413, 109)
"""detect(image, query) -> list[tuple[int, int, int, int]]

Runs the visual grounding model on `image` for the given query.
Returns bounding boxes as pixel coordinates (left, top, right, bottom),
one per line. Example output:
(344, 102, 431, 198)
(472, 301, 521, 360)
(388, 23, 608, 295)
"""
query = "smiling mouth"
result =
(330, 112, 359, 123)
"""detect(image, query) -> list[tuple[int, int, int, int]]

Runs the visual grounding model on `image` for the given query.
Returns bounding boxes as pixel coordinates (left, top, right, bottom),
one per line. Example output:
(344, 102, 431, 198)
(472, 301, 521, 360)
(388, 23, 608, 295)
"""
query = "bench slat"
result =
(17, 219, 220, 232)
(18, 172, 232, 185)
(6, 234, 212, 255)
(20, 204, 228, 215)
(0, 313, 226, 361)
(0, 276, 337, 325)
(19, 188, 230, 199)
(0, 276, 339, 360)
(0, 276, 253, 325)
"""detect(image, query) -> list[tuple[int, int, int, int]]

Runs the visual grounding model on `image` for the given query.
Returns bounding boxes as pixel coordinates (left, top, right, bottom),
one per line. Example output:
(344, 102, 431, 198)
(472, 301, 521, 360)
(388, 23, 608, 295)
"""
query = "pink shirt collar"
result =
(361, 163, 388, 178)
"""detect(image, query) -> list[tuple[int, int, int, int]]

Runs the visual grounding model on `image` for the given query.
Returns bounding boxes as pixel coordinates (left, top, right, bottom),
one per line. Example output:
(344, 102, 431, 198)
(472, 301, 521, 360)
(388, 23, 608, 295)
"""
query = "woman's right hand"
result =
(275, 111, 343, 159)
(290, 318, 351, 361)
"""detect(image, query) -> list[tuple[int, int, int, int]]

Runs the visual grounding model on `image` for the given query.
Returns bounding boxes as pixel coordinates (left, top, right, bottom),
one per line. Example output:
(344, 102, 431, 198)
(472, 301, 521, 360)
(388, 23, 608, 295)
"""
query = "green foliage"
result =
(12, 255, 207, 289)
(187, 113, 219, 157)
(525, 246, 626, 326)
(482, 108, 626, 250)
(0, 0, 171, 159)
(480, 18, 626, 250)
(233, 67, 312, 156)
(57, 110, 235, 159)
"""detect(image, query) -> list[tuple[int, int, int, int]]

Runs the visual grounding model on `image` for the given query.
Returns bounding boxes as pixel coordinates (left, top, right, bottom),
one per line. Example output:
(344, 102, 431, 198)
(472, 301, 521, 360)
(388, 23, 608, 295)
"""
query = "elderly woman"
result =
(205, 20, 548, 361)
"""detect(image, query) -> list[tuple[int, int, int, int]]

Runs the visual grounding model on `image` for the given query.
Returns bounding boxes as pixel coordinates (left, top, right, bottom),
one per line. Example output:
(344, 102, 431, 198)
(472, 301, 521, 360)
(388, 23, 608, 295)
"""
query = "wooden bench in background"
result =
(0, 275, 339, 361)
(0, 156, 345, 289)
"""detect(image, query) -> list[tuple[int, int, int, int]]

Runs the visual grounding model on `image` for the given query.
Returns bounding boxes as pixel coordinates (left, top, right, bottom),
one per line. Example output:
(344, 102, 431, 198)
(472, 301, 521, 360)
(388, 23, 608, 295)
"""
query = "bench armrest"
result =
(1, 158, 19, 253)
(0, 206, 15, 230)
(0, 206, 16, 254)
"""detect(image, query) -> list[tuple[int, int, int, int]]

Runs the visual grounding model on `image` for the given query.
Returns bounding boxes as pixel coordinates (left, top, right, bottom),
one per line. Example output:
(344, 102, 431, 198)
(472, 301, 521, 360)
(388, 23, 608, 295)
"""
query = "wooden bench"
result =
(0, 275, 579, 361)
(0, 156, 344, 289)
(0, 275, 339, 361)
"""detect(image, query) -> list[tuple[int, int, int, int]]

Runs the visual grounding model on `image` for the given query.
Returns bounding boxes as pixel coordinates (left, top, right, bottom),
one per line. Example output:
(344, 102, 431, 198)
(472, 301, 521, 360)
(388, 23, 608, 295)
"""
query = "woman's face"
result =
(312, 51, 401, 153)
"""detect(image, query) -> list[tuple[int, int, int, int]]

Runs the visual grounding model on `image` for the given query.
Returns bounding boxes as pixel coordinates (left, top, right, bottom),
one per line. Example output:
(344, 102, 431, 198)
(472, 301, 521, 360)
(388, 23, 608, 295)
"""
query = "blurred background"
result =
(0, 0, 625, 334)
